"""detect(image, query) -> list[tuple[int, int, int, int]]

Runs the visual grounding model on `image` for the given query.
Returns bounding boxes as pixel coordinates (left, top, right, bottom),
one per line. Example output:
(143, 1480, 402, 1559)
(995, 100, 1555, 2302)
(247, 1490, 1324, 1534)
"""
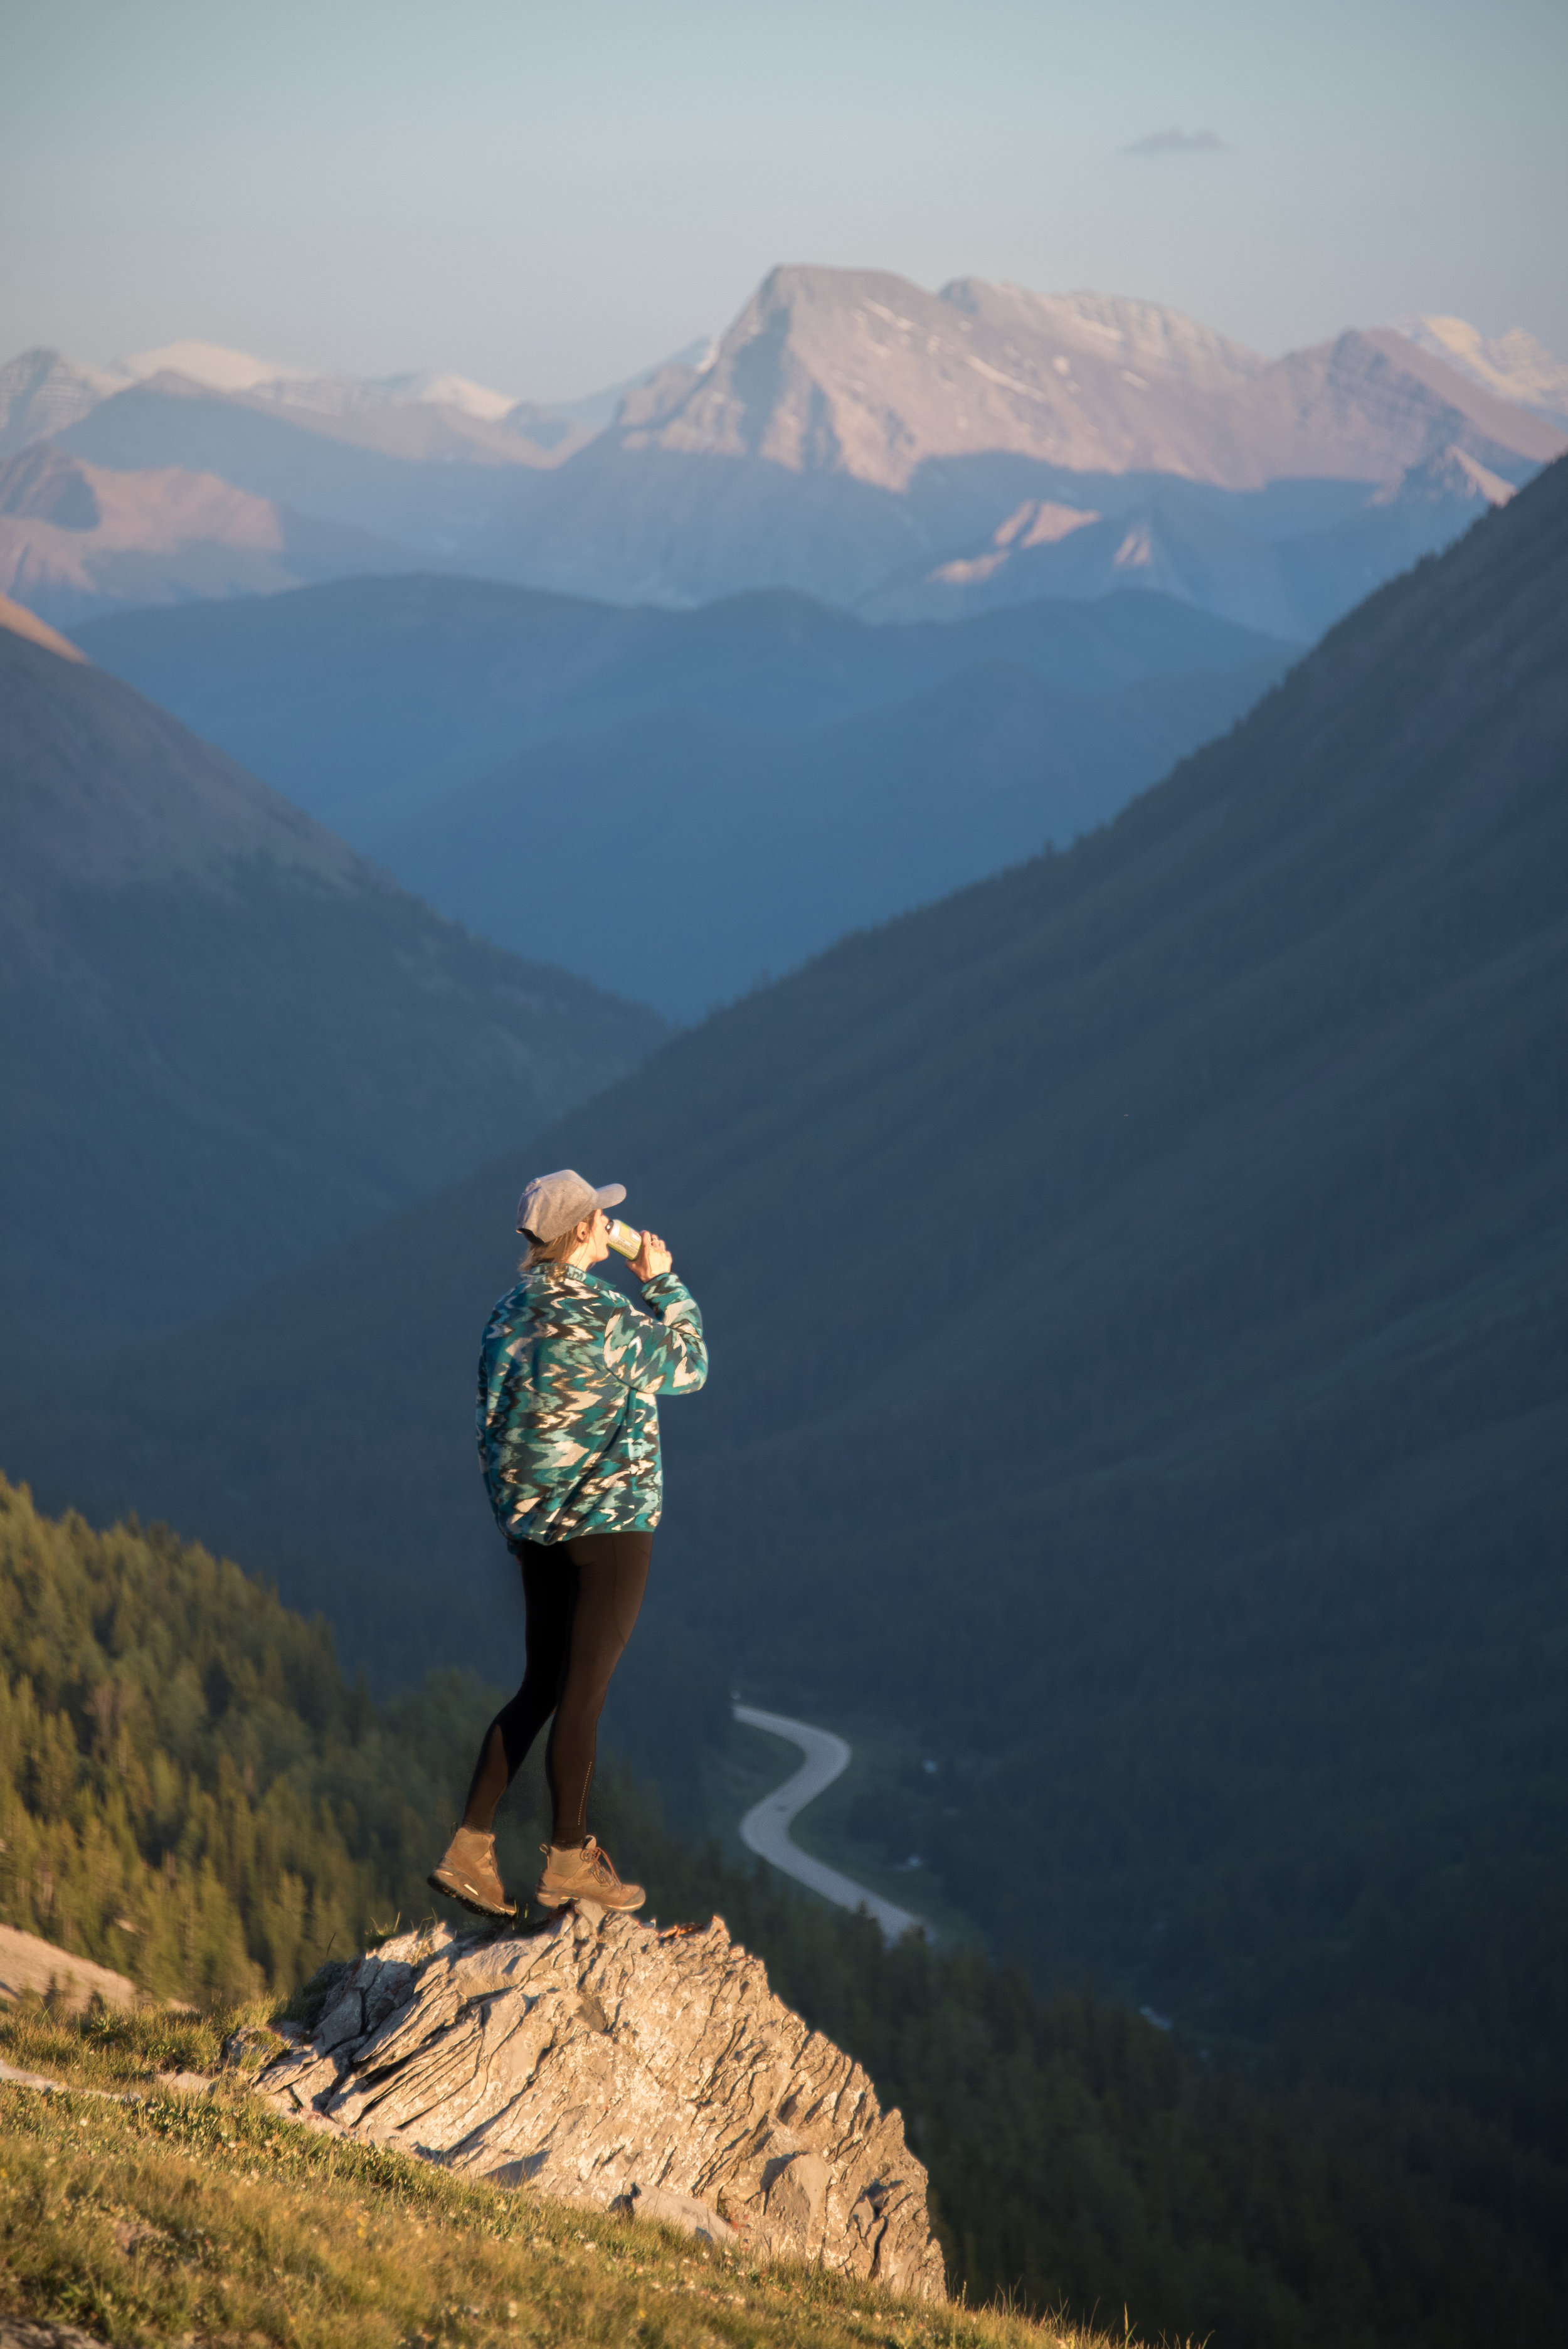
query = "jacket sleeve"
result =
(598, 1273, 708, 1395)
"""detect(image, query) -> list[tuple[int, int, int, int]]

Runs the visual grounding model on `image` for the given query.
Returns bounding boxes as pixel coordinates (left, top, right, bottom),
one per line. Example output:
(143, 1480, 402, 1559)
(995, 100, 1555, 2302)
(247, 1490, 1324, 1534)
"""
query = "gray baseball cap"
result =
(516, 1167, 627, 1241)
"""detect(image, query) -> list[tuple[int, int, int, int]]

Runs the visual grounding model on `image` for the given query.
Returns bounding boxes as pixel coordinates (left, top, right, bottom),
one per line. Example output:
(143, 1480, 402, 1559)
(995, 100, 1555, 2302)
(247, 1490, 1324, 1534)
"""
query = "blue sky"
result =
(5, 0, 1565, 398)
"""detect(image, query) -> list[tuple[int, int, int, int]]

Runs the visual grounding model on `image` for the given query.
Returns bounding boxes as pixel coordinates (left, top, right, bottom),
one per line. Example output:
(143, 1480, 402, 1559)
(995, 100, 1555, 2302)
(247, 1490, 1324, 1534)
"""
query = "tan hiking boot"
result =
(534, 1835, 645, 1913)
(428, 1827, 516, 1920)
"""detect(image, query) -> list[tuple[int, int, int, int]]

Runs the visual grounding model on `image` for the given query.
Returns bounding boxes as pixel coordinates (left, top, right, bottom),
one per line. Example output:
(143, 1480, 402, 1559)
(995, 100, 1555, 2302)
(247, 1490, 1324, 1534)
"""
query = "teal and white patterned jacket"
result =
(477, 1264, 708, 1546)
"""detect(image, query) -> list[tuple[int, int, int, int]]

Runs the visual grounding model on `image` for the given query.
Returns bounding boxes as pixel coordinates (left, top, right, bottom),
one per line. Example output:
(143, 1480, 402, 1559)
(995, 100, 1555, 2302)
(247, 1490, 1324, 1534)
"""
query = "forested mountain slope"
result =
(0, 623, 665, 1372)
(4, 462, 1564, 2156)
(3, 1475, 1560, 2349)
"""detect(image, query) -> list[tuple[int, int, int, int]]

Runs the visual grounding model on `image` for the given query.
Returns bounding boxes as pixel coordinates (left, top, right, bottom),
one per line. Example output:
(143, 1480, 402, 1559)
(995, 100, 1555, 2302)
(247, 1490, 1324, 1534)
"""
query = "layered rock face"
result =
(255, 1909, 946, 2301)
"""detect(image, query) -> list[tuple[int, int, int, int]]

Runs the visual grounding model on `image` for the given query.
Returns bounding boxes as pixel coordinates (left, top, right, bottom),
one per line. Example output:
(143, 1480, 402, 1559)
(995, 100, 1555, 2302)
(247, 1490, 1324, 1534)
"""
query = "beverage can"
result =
(605, 1217, 642, 1259)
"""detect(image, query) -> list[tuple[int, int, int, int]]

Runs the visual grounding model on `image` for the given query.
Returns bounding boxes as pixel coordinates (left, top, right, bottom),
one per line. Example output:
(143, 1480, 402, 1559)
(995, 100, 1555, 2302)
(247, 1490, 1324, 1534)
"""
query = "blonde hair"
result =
(521, 1220, 590, 1275)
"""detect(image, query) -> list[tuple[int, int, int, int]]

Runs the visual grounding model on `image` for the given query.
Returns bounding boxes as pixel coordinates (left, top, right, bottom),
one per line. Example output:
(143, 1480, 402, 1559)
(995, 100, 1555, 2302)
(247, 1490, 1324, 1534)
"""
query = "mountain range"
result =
(76, 575, 1297, 1017)
(608, 273, 1550, 489)
(0, 602, 664, 1375)
(2, 271, 1560, 633)
(478, 270, 1560, 620)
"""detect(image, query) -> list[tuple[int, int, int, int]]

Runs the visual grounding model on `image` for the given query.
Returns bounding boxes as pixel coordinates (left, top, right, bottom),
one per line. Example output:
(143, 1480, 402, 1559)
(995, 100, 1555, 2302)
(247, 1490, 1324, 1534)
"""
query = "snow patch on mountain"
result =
(251, 368, 519, 422)
(124, 340, 302, 393)
(1391, 315, 1568, 428)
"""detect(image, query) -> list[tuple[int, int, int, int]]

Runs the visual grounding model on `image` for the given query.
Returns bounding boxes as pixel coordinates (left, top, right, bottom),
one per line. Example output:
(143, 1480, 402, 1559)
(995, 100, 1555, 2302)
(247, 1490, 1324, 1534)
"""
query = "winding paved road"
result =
(733, 1703, 924, 1944)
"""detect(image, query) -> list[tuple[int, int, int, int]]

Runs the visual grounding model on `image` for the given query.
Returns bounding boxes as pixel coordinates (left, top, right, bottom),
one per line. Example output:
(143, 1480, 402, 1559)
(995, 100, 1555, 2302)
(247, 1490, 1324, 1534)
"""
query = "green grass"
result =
(0, 2002, 1148, 2349)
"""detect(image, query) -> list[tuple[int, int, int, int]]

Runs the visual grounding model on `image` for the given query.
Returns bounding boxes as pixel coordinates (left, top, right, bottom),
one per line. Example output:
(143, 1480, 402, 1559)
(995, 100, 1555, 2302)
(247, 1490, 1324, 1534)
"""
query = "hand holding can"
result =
(607, 1217, 672, 1280)
(632, 1229, 672, 1281)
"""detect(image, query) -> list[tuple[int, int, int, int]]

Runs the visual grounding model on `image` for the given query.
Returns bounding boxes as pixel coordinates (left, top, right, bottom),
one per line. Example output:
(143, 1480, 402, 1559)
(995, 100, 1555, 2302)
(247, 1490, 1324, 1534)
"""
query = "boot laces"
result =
(584, 1837, 621, 1887)
(541, 1837, 622, 1886)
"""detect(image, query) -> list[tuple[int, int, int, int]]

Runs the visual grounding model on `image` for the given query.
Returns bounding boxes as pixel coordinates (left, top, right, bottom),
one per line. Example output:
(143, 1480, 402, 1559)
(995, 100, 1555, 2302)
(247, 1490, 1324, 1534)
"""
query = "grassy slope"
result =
(3, 2006, 1119, 2349)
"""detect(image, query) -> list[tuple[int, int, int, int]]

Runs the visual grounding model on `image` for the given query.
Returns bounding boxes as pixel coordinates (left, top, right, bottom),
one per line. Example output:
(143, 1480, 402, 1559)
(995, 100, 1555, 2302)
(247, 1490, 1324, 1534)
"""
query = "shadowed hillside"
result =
(0, 622, 665, 1372)
(77, 573, 1294, 837)
(78, 576, 1295, 1014)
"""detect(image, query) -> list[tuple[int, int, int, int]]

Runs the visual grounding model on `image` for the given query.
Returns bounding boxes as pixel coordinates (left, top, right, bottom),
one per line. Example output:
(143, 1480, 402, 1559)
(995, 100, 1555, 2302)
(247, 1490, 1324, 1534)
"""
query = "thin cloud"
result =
(1123, 127, 1227, 157)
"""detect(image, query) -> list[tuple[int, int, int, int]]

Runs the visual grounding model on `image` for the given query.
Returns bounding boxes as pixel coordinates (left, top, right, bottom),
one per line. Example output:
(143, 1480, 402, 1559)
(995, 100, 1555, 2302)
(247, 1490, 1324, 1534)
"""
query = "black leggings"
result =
(460, 1529, 651, 1847)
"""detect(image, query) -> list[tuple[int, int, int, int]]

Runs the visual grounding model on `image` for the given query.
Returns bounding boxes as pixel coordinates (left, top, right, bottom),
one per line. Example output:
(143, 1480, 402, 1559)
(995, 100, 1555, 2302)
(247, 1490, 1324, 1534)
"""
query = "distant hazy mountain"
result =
(0, 614, 665, 1373)
(540, 339, 716, 433)
(8, 336, 694, 489)
(113, 335, 718, 433)
(608, 270, 1553, 490)
(122, 339, 529, 425)
(382, 655, 1295, 1019)
(5, 277, 1562, 635)
(468, 268, 1562, 613)
(123, 339, 297, 394)
(1392, 313, 1568, 428)
(0, 348, 131, 458)
(78, 573, 1297, 1015)
(0, 441, 416, 625)
(256, 366, 520, 423)
(27, 369, 534, 559)
(867, 440, 1520, 633)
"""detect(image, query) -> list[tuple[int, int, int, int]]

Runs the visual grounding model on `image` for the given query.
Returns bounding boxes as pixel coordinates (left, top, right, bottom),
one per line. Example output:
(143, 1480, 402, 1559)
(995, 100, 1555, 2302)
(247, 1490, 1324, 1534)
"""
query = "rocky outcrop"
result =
(253, 1909, 946, 2300)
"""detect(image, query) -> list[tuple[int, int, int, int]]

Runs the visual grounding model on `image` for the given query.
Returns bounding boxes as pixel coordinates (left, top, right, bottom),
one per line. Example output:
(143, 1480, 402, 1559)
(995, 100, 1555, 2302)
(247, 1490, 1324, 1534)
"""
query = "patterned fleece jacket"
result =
(477, 1263, 708, 1545)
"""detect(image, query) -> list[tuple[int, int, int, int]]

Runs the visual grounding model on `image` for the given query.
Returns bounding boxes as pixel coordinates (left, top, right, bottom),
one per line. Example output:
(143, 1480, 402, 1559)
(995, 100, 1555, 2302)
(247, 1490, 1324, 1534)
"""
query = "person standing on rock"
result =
(429, 1169, 708, 1923)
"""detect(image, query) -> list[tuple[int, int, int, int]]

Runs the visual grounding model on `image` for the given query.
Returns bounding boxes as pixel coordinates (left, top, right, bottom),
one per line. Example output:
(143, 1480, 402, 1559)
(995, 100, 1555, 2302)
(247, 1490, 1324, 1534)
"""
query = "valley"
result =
(77, 575, 1296, 1015)
(1, 235, 1565, 2349)
(732, 1704, 925, 1944)
(6, 456, 1558, 2234)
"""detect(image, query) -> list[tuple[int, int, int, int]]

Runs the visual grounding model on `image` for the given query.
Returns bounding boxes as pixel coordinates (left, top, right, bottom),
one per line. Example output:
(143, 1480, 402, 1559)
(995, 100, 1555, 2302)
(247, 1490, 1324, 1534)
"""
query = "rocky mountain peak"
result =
(610, 263, 1565, 494)
(255, 1907, 947, 2299)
